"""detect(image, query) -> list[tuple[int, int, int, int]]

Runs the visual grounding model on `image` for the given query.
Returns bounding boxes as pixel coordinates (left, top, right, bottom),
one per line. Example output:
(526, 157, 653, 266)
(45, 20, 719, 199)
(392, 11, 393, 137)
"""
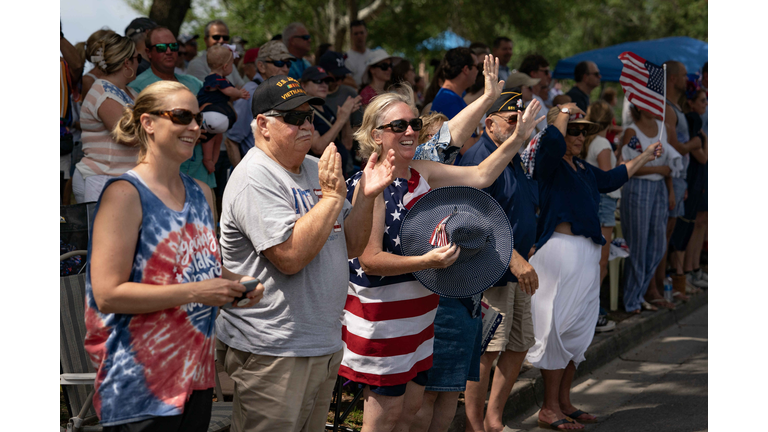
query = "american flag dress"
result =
(339, 168, 440, 386)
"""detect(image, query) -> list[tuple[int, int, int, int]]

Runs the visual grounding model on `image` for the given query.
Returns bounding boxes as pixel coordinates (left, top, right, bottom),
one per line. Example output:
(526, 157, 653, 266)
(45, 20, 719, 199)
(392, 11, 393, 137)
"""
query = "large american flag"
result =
(618, 52, 665, 117)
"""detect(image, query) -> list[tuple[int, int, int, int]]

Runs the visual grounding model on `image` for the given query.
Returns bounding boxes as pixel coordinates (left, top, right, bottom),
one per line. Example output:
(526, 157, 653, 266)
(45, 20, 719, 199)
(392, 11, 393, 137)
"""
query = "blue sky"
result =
(61, 0, 146, 45)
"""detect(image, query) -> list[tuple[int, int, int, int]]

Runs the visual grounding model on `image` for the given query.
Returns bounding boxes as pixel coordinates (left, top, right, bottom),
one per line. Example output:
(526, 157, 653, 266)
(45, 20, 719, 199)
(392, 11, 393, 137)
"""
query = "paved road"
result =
(502, 305, 708, 432)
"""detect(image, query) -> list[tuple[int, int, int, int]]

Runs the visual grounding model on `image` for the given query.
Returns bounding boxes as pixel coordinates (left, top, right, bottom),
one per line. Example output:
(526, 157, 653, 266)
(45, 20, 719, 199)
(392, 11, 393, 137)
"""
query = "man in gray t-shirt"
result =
(216, 75, 394, 431)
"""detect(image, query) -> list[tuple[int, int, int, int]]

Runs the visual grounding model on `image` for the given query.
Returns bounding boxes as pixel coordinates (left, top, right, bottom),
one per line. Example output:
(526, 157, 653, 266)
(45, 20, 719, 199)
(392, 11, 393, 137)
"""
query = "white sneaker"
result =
(694, 268, 708, 282)
(686, 272, 707, 289)
(595, 315, 616, 333)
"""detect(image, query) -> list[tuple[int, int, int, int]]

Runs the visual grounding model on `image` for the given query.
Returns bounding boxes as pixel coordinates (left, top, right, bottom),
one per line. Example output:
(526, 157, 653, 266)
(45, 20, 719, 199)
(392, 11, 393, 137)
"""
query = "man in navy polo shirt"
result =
(459, 91, 540, 432)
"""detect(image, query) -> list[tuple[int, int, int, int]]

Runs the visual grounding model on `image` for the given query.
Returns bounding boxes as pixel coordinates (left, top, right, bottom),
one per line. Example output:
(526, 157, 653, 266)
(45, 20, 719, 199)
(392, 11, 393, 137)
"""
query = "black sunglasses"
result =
(293, 34, 311, 40)
(266, 60, 293, 68)
(331, 76, 345, 82)
(566, 127, 589, 137)
(311, 78, 334, 85)
(150, 109, 203, 126)
(150, 43, 179, 53)
(211, 34, 230, 42)
(264, 110, 314, 126)
(492, 112, 518, 125)
(376, 118, 423, 133)
(372, 62, 392, 71)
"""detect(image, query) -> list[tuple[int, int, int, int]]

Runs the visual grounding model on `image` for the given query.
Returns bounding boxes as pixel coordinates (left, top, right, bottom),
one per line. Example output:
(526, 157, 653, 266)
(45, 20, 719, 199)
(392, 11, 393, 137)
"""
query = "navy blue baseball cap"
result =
(318, 51, 352, 77)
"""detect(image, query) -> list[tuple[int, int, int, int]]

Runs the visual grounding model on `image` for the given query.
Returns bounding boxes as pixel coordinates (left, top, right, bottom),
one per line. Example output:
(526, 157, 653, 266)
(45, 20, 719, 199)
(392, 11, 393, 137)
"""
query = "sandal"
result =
(566, 409, 598, 424)
(649, 298, 675, 310)
(641, 301, 658, 311)
(538, 418, 577, 430)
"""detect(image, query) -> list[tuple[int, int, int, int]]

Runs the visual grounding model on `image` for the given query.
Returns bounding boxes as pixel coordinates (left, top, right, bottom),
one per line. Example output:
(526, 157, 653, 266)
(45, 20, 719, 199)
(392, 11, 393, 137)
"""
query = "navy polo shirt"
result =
(459, 131, 539, 285)
(533, 126, 628, 251)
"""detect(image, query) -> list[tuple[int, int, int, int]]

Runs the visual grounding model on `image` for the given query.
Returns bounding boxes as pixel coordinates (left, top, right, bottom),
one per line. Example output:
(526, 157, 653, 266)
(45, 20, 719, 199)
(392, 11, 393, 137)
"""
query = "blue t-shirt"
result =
(198, 73, 234, 106)
(533, 126, 628, 250)
(460, 132, 539, 285)
(431, 87, 470, 165)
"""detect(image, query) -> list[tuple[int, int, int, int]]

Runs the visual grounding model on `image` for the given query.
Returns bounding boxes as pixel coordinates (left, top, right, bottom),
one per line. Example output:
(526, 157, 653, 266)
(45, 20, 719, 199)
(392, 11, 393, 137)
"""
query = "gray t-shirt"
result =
(216, 147, 353, 357)
(325, 84, 364, 127)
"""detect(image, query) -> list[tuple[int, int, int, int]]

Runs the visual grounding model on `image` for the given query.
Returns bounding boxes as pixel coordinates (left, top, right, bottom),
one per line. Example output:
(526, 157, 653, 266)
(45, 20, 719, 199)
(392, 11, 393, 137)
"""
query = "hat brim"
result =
(272, 94, 325, 111)
(568, 119, 601, 135)
(327, 66, 352, 77)
(400, 186, 513, 298)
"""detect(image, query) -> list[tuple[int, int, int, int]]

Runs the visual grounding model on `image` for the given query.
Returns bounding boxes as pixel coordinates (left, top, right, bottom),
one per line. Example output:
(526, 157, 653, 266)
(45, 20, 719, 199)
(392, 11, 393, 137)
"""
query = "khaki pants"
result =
(483, 282, 535, 352)
(223, 343, 343, 432)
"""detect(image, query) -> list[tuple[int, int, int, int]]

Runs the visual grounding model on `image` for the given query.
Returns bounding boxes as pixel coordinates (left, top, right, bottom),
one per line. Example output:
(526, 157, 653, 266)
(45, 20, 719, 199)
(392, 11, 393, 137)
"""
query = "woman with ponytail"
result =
(73, 33, 141, 203)
(84, 80, 263, 431)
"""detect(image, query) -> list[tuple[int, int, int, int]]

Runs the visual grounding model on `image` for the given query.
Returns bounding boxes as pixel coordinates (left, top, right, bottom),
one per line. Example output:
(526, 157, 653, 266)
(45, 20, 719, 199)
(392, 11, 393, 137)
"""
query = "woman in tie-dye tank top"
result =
(84, 81, 264, 431)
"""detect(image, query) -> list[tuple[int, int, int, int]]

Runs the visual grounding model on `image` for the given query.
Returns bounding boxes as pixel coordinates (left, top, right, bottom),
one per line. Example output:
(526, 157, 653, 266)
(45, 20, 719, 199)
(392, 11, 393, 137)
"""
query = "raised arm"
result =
(413, 98, 544, 189)
(445, 54, 504, 147)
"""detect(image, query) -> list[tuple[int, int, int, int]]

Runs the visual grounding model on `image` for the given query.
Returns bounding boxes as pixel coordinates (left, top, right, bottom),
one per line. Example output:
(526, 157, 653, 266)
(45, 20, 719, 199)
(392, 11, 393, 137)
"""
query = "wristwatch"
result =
(560, 107, 570, 115)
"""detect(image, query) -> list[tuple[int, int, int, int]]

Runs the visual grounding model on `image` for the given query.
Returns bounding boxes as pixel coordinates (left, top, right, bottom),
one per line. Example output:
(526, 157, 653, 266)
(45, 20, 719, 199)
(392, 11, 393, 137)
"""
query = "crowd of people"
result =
(59, 15, 708, 432)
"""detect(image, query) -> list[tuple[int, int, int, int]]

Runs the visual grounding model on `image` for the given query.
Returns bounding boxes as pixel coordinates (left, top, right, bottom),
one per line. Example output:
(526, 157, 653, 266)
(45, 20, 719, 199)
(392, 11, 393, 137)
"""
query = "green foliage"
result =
(126, 0, 707, 71)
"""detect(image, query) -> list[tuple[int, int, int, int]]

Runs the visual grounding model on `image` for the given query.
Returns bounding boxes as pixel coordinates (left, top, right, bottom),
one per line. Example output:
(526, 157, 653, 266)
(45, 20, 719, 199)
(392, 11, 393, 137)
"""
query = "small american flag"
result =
(618, 52, 665, 117)
(429, 214, 452, 247)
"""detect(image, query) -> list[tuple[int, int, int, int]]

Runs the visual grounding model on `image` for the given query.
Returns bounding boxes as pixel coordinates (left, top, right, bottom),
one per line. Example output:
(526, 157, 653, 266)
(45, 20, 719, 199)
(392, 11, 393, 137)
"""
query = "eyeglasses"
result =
(311, 78, 334, 85)
(293, 34, 311, 41)
(566, 127, 589, 137)
(372, 62, 392, 71)
(149, 42, 180, 53)
(539, 68, 551, 75)
(264, 110, 314, 126)
(211, 34, 230, 42)
(376, 118, 423, 133)
(266, 60, 293, 68)
(150, 109, 203, 126)
(588, 71, 601, 77)
(491, 113, 518, 125)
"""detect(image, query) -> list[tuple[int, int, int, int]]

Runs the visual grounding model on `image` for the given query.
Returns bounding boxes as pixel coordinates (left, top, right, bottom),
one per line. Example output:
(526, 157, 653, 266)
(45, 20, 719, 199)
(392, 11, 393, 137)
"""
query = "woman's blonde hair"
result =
(91, 33, 135, 75)
(207, 44, 233, 70)
(85, 28, 116, 64)
(418, 112, 448, 145)
(113, 81, 192, 163)
(354, 83, 418, 160)
(582, 100, 614, 158)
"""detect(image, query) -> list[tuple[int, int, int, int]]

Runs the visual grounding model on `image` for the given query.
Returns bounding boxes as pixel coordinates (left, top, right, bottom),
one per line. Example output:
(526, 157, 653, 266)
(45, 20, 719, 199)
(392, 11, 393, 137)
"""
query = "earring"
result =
(124, 66, 135, 79)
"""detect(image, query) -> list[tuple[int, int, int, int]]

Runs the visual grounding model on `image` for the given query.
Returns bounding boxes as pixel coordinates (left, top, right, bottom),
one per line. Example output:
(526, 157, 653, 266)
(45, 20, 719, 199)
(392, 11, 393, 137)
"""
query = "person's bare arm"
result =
(664, 108, 701, 156)
(358, 192, 460, 276)
(90, 181, 249, 314)
(625, 141, 663, 178)
(509, 249, 538, 295)
(596, 148, 613, 171)
(261, 145, 347, 275)
(222, 86, 248, 101)
(446, 55, 504, 147)
(61, 36, 83, 86)
(412, 99, 544, 189)
(224, 137, 242, 167)
(690, 130, 707, 163)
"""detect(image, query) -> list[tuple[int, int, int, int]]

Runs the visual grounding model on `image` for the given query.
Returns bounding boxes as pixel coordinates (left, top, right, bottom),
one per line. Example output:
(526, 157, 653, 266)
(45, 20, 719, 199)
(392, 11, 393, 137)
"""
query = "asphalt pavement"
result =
(501, 305, 708, 432)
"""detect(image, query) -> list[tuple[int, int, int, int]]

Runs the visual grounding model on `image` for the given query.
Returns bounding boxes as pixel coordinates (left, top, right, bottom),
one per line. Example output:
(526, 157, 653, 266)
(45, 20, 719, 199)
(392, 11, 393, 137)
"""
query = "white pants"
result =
(72, 169, 111, 204)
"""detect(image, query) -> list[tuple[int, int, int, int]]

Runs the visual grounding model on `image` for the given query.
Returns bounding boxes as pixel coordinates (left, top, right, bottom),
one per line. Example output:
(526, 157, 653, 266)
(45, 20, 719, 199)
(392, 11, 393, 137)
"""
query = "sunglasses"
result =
(372, 62, 392, 71)
(150, 109, 203, 126)
(311, 78, 334, 85)
(293, 34, 311, 40)
(331, 75, 345, 82)
(492, 113, 518, 125)
(264, 110, 314, 126)
(266, 60, 293, 68)
(376, 118, 423, 133)
(566, 127, 589, 137)
(211, 34, 230, 42)
(150, 43, 179, 53)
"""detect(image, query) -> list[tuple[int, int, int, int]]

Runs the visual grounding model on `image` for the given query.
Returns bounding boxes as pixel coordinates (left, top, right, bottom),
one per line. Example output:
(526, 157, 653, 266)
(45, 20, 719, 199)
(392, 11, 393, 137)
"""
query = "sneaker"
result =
(596, 315, 616, 333)
(693, 268, 708, 282)
(686, 272, 707, 289)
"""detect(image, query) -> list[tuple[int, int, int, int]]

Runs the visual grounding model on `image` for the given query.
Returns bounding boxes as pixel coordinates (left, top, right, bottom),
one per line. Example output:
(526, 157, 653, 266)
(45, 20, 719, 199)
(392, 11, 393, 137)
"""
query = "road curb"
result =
(447, 291, 708, 431)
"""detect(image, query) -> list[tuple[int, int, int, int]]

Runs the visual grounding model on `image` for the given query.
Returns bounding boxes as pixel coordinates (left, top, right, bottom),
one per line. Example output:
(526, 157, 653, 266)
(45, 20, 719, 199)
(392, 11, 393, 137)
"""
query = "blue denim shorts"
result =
(597, 194, 618, 227)
(425, 297, 483, 392)
(669, 177, 686, 218)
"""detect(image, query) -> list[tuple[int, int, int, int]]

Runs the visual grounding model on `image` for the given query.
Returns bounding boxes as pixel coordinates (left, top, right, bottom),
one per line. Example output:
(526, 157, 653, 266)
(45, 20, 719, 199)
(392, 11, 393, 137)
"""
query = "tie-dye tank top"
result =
(83, 170, 220, 426)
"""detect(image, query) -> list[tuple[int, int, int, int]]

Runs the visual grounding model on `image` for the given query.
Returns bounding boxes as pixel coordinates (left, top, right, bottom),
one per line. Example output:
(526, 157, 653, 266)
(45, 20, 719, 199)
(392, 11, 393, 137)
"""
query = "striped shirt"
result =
(77, 79, 139, 178)
(339, 168, 440, 386)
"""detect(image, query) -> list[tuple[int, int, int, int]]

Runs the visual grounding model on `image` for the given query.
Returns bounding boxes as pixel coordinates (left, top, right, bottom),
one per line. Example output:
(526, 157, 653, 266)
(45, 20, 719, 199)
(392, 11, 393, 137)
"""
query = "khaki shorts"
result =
(483, 282, 534, 353)
(222, 342, 343, 432)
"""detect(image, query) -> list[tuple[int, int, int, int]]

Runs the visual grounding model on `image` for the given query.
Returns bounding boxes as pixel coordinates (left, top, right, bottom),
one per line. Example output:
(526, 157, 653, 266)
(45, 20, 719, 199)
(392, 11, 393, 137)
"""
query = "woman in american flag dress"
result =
(339, 55, 543, 432)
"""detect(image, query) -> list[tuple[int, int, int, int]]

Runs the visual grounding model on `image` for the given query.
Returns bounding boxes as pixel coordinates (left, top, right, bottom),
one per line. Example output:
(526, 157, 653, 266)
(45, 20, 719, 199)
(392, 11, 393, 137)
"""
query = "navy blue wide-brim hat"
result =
(400, 186, 513, 298)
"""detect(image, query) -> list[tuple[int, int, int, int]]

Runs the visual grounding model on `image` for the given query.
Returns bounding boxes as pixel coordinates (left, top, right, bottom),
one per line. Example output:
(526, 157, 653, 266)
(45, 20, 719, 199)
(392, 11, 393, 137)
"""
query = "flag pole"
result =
(658, 63, 667, 143)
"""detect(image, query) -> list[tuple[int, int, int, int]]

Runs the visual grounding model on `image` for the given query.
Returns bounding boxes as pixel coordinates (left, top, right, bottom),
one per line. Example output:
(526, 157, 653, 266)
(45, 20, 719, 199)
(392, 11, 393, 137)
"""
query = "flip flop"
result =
(641, 301, 658, 311)
(538, 417, 577, 430)
(566, 409, 598, 424)
(649, 298, 676, 309)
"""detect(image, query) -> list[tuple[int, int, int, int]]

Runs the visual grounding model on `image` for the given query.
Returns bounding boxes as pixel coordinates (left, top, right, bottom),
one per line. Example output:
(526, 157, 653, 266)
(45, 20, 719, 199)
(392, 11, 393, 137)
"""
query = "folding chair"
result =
(326, 376, 364, 432)
(59, 251, 233, 432)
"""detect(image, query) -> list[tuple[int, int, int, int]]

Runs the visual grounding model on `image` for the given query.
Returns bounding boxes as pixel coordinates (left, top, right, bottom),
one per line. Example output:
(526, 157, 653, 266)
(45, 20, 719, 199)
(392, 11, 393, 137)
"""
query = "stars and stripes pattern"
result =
(340, 168, 440, 386)
(429, 214, 452, 247)
(618, 52, 666, 117)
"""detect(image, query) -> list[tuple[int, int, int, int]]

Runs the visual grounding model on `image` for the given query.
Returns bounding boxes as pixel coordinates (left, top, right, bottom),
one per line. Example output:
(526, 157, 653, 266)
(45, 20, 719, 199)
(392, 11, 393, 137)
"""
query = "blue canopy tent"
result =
(553, 36, 708, 82)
